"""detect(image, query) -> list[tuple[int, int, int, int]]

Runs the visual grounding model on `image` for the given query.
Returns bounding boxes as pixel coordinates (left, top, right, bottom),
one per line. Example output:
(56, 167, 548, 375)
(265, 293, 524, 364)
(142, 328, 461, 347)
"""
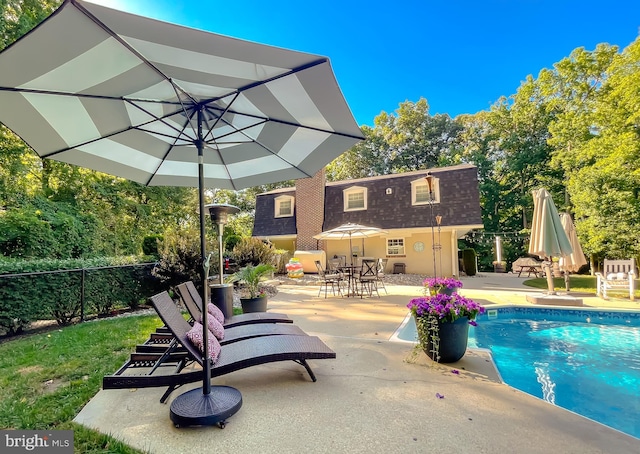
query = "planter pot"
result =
(240, 296, 268, 313)
(437, 286, 459, 296)
(417, 316, 470, 363)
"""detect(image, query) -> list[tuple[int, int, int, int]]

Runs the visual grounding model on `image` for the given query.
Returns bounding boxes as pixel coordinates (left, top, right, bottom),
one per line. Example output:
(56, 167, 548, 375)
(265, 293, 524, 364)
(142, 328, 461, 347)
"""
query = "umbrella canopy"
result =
(0, 0, 363, 189)
(314, 223, 388, 266)
(558, 212, 587, 273)
(528, 189, 573, 259)
(528, 188, 573, 294)
(0, 0, 362, 426)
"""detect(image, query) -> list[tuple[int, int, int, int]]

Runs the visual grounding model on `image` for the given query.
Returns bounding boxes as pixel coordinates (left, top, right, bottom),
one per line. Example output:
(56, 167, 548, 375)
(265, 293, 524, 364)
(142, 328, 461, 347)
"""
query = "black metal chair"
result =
(376, 258, 388, 294)
(314, 260, 344, 298)
(358, 259, 379, 298)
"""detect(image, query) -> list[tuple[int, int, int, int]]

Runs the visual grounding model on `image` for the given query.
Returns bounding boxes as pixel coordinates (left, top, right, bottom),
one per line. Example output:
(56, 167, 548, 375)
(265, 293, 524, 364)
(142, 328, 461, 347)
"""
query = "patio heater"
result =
(206, 204, 240, 321)
(425, 173, 438, 278)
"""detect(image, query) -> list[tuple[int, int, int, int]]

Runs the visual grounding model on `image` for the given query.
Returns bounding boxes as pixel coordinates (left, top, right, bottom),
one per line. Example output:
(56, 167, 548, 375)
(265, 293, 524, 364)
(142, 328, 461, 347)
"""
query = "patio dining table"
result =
(338, 265, 360, 297)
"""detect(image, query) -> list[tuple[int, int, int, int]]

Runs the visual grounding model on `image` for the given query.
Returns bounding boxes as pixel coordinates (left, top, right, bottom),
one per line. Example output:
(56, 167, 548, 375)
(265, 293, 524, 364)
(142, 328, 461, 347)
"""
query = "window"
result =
(274, 195, 294, 218)
(412, 177, 439, 205)
(343, 186, 367, 211)
(387, 238, 405, 256)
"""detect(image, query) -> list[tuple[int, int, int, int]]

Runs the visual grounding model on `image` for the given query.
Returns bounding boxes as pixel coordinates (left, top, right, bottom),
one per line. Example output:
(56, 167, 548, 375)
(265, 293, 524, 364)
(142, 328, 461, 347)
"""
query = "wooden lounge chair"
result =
(176, 281, 292, 327)
(103, 291, 336, 402)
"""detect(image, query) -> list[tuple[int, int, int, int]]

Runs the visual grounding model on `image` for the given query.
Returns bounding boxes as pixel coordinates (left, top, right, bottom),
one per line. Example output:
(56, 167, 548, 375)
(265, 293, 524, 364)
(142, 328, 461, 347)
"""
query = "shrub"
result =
(231, 237, 276, 268)
(462, 248, 477, 276)
(142, 234, 164, 257)
(153, 227, 217, 290)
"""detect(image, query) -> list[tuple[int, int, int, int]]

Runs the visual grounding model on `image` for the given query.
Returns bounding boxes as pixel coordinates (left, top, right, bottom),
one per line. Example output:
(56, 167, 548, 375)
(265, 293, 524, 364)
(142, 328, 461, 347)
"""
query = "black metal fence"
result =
(0, 263, 164, 336)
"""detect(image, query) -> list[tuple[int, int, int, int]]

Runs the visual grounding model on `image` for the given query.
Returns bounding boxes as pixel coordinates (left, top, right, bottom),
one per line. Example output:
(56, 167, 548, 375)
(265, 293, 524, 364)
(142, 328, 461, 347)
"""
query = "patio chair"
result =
(314, 260, 344, 298)
(375, 258, 388, 294)
(136, 312, 308, 355)
(358, 259, 379, 298)
(176, 281, 293, 327)
(103, 291, 336, 403)
(595, 259, 636, 300)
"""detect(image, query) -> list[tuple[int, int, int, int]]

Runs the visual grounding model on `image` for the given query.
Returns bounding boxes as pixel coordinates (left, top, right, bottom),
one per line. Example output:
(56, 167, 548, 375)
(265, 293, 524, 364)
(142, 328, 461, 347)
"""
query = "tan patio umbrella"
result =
(314, 223, 388, 266)
(558, 212, 588, 291)
(528, 188, 573, 294)
(0, 0, 363, 427)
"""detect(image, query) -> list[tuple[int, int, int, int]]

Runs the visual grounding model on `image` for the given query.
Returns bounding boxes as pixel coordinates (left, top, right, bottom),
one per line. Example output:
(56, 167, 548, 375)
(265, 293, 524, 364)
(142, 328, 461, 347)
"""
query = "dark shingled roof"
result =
(253, 164, 482, 237)
(252, 189, 297, 237)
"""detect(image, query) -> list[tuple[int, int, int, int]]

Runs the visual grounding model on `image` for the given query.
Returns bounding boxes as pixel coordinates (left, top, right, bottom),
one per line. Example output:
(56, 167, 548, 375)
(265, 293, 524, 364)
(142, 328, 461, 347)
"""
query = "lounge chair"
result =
(136, 294, 307, 355)
(103, 291, 336, 402)
(176, 281, 292, 327)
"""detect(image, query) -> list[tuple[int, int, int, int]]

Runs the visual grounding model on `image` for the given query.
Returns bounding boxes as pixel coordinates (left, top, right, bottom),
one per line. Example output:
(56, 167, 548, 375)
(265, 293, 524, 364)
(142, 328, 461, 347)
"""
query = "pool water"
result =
(395, 307, 640, 439)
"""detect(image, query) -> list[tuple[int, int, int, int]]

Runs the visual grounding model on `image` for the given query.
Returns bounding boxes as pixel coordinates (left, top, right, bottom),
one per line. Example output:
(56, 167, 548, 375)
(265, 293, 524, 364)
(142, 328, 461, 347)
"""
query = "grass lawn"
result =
(523, 275, 640, 299)
(0, 314, 163, 454)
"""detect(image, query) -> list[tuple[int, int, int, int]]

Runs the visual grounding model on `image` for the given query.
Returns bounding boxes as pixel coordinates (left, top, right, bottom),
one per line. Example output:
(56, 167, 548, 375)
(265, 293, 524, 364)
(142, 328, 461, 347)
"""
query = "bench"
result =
(595, 259, 636, 300)
(512, 257, 544, 277)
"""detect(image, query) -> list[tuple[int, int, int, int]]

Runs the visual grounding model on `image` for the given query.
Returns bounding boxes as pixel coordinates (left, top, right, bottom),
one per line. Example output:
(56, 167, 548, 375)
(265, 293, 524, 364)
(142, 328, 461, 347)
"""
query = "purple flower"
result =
(408, 288, 484, 324)
(422, 277, 463, 290)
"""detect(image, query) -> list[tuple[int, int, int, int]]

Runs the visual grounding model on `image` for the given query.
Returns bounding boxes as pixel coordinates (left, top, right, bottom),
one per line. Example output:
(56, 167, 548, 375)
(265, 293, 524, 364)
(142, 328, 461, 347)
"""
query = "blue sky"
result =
(90, 0, 639, 126)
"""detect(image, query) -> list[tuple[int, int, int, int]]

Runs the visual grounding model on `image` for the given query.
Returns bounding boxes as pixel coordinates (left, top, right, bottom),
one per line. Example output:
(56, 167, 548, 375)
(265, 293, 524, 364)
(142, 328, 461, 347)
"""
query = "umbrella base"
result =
(526, 293, 583, 307)
(170, 386, 242, 428)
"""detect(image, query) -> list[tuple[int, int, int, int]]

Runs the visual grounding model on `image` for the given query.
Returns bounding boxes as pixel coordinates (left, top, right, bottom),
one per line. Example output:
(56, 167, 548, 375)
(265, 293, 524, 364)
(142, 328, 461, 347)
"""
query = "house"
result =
(252, 164, 483, 276)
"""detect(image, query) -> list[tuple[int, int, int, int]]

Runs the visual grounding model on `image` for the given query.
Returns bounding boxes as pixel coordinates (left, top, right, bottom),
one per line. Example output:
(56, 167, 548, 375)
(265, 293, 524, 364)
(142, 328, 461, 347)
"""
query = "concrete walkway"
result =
(74, 273, 640, 453)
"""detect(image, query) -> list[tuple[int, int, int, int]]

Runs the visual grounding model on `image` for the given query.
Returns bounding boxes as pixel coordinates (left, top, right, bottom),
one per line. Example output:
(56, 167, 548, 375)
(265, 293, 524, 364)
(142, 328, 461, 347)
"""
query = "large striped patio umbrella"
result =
(0, 0, 363, 427)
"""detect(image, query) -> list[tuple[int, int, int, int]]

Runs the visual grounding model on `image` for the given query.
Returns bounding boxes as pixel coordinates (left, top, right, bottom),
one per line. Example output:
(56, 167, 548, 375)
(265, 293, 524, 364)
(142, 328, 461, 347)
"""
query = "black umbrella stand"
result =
(169, 108, 242, 428)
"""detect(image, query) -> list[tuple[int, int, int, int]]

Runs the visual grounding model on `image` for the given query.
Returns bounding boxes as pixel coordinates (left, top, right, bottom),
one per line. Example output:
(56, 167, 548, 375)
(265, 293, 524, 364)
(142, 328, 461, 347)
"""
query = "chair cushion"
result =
(207, 303, 225, 324)
(200, 313, 225, 340)
(607, 272, 627, 280)
(186, 321, 221, 363)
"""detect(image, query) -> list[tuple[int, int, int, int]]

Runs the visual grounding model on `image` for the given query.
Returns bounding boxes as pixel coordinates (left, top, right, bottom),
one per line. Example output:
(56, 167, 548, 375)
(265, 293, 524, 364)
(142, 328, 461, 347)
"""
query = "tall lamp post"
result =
(435, 214, 443, 277)
(206, 203, 240, 321)
(425, 173, 438, 278)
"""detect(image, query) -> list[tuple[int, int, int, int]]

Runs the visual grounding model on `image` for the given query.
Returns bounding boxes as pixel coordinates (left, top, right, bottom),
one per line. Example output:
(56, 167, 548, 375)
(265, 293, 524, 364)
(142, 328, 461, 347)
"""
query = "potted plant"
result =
(422, 276, 463, 296)
(407, 290, 484, 363)
(228, 263, 276, 313)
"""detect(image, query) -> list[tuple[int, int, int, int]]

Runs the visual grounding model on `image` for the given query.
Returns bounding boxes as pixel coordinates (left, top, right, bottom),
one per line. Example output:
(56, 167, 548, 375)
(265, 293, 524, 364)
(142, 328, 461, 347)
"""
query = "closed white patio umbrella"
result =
(558, 212, 588, 291)
(0, 0, 363, 427)
(528, 188, 573, 294)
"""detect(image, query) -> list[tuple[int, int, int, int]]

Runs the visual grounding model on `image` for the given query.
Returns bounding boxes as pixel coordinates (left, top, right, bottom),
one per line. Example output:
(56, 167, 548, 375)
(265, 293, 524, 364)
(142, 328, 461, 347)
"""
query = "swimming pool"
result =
(394, 307, 640, 439)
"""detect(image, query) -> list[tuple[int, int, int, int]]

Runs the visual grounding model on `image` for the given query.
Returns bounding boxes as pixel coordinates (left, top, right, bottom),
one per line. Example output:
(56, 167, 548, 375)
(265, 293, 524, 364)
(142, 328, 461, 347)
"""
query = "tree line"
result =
(1, 1, 638, 269)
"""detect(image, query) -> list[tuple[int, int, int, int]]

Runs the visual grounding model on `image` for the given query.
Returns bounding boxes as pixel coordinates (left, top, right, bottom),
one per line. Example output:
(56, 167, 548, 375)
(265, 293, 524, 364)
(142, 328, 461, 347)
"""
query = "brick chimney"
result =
(295, 168, 326, 250)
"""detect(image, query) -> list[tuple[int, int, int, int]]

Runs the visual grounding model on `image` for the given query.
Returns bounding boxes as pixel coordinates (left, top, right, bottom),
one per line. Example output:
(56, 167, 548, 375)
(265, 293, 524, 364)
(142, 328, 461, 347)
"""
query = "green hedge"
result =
(0, 257, 165, 336)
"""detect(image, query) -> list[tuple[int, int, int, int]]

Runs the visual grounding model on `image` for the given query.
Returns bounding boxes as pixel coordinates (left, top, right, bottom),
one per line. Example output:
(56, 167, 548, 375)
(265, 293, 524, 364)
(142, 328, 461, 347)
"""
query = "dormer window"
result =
(412, 176, 439, 205)
(343, 186, 367, 211)
(275, 195, 294, 217)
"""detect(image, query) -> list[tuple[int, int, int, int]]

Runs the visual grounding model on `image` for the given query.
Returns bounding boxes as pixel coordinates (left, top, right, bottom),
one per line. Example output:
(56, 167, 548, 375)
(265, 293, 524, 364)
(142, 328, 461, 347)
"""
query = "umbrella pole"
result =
(543, 260, 556, 295)
(169, 107, 242, 429)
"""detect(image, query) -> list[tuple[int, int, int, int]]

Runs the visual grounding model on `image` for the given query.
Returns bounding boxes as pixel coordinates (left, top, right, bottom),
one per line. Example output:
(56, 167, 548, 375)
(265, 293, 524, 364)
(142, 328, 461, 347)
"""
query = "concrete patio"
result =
(74, 273, 640, 453)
